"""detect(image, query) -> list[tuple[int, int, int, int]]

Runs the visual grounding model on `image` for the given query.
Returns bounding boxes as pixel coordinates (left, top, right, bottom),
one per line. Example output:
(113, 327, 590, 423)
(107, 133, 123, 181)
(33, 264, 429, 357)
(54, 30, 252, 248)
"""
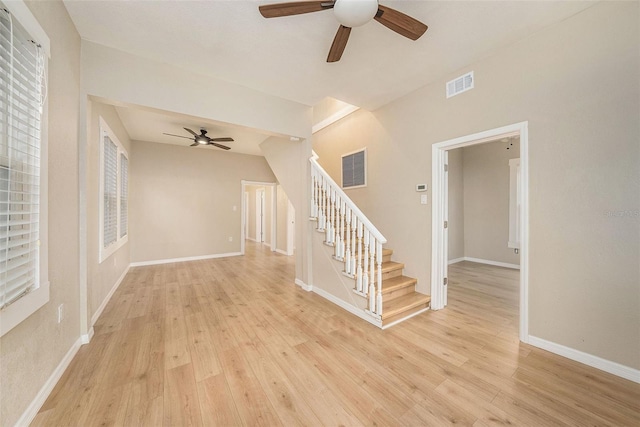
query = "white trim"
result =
(431, 121, 529, 343)
(275, 248, 289, 256)
(130, 252, 242, 267)
(294, 278, 313, 292)
(528, 336, 640, 384)
(14, 337, 82, 427)
(2, 0, 50, 57)
(448, 257, 465, 265)
(312, 104, 359, 134)
(455, 257, 520, 270)
(381, 307, 430, 330)
(245, 237, 257, 243)
(310, 285, 382, 328)
(98, 117, 129, 263)
(80, 327, 94, 345)
(90, 265, 130, 326)
(0, 281, 49, 337)
(241, 180, 277, 255)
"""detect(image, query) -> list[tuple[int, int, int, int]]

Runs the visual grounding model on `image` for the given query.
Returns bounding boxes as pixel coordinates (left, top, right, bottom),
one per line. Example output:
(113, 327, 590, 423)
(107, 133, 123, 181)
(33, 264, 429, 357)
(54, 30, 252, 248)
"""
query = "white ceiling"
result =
(68, 1, 596, 152)
(114, 105, 272, 155)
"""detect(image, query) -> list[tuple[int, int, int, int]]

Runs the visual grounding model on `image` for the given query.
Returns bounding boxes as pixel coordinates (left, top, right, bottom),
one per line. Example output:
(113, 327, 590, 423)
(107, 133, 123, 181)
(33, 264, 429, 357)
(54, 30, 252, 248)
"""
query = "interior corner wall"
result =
(276, 185, 290, 253)
(130, 141, 276, 263)
(462, 140, 520, 265)
(313, 1, 639, 370)
(447, 149, 464, 260)
(0, 1, 82, 426)
(260, 136, 313, 285)
(86, 100, 132, 323)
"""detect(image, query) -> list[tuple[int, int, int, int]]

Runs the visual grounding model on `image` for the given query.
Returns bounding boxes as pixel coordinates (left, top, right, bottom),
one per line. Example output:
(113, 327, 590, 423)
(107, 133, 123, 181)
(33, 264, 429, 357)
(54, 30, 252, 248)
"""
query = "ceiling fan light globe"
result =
(333, 0, 378, 28)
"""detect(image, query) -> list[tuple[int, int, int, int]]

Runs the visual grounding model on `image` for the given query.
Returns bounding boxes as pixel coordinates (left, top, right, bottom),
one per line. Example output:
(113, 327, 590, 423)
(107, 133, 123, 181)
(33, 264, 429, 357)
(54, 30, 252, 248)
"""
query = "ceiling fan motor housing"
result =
(333, 0, 379, 27)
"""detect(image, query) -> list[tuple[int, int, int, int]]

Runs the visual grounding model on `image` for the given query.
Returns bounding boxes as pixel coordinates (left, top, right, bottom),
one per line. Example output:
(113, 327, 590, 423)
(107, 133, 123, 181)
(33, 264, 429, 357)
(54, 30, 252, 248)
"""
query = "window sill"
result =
(0, 281, 50, 337)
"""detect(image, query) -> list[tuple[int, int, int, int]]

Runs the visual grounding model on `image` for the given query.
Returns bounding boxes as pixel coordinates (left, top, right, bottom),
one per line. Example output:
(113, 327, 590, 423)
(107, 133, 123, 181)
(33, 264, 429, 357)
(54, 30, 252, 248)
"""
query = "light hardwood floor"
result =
(33, 243, 640, 426)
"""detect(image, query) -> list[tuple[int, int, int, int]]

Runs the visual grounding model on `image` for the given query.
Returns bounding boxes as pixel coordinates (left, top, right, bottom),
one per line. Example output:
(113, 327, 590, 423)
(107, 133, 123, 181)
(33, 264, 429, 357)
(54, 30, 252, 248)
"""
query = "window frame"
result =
(98, 117, 128, 263)
(341, 148, 367, 190)
(0, 0, 50, 337)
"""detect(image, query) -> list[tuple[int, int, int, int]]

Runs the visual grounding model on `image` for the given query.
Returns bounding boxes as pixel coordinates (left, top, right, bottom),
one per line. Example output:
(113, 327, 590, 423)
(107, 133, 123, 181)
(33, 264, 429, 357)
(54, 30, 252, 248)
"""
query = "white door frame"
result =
(431, 121, 530, 343)
(241, 180, 277, 255)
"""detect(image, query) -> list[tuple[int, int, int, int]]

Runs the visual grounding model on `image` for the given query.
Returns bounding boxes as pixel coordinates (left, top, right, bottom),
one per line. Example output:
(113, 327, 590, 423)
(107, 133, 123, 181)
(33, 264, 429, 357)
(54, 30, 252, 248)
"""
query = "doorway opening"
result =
(241, 181, 276, 254)
(431, 121, 529, 343)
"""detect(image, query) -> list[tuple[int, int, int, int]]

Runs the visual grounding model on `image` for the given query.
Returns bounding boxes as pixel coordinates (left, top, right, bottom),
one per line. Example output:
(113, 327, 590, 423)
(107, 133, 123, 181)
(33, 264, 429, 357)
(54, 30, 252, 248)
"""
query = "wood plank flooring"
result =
(33, 245, 640, 426)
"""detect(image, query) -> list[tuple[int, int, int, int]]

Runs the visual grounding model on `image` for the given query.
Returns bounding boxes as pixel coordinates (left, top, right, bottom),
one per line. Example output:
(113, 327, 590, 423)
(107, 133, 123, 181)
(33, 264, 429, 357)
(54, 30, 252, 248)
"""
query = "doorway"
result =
(431, 121, 529, 343)
(256, 189, 266, 243)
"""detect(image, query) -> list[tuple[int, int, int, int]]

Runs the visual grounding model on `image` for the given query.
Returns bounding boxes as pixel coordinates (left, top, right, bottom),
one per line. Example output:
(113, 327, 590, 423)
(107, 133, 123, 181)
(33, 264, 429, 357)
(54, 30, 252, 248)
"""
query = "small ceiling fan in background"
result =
(259, 0, 428, 62)
(163, 127, 234, 150)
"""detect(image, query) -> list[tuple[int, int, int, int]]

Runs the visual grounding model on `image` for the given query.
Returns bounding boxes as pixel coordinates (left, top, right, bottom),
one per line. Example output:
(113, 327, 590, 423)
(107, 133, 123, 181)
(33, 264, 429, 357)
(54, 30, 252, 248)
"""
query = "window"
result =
(99, 118, 128, 262)
(0, 1, 49, 336)
(341, 148, 366, 189)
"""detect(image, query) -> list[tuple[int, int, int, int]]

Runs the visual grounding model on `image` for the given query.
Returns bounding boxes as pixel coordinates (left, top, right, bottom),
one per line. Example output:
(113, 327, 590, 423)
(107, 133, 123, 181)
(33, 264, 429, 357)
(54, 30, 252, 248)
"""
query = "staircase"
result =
(310, 155, 430, 327)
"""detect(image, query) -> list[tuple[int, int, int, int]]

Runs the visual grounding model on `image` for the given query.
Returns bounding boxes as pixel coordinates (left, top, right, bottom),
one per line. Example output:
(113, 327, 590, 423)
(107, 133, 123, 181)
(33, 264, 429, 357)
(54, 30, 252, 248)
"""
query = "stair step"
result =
(380, 261, 404, 280)
(381, 292, 431, 321)
(382, 275, 417, 301)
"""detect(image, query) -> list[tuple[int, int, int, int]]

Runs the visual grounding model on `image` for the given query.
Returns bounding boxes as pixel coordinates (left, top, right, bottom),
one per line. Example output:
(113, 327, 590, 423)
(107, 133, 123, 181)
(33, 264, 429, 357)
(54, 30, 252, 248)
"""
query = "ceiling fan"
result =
(163, 127, 234, 150)
(259, 0, 428, 62)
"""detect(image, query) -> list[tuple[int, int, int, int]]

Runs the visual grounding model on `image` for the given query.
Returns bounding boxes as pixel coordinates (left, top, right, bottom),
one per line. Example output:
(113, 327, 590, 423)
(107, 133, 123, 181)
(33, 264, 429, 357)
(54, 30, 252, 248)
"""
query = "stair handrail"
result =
(310, 153, 386, 319)
(309, 154, 386, 244)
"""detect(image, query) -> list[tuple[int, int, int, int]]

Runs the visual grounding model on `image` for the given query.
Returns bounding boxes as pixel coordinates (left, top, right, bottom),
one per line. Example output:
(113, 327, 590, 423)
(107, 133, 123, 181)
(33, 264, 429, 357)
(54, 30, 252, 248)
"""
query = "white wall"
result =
(86, 100, 132, 323)
(0, 1, 81, 425)
(314, 2, 639, 370)
(130, 141, 276, 263)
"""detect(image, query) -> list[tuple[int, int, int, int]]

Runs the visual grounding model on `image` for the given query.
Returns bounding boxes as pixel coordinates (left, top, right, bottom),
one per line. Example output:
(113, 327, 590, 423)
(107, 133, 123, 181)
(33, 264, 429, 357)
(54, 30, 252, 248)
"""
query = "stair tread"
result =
(381, 292, 431, 319)
(380, 261, 404, 272)
(382, 275, 417, 292)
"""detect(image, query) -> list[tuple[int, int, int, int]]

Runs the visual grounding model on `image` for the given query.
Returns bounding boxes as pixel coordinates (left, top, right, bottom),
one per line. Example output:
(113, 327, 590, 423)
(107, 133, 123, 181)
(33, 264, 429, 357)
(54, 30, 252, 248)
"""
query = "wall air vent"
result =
(446, 71, 474, 98)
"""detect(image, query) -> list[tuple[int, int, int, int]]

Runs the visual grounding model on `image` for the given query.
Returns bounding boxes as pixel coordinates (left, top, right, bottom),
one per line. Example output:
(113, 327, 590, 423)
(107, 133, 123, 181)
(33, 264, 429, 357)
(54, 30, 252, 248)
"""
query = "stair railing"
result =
(310, 155, 386, 318)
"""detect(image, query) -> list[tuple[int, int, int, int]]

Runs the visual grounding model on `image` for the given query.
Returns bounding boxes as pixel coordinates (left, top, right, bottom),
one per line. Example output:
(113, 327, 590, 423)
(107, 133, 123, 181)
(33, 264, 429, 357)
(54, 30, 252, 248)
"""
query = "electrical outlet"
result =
(228, 237, 233, 242)
(57, 304, 64, 323)
(232, 205, 237, 211)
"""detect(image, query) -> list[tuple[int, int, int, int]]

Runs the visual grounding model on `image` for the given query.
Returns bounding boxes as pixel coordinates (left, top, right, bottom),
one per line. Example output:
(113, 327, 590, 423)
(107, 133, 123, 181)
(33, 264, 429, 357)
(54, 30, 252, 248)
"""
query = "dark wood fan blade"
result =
(374, 5, 427, 41)
(210, 137, 234, 142)
(164, 133, 194, 140)
(183, 127, 198, 136)
(327, 25, 351, 63)
(208, 142, 231, 150)
(190, 142, 199, 147)
(259, 1, 334, 18)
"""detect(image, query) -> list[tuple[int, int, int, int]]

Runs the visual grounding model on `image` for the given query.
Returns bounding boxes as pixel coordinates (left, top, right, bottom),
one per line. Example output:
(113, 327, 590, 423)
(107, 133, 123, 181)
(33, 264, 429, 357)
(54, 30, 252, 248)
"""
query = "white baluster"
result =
(363, 230, 370, 296)
(338, 199, 344, 259)
(356, 220, 363, 293)
(376, 241, 383, 315)
(369, 237, 376, 313)
(345, 209, 351, 273)
(351, 217, 357, 276)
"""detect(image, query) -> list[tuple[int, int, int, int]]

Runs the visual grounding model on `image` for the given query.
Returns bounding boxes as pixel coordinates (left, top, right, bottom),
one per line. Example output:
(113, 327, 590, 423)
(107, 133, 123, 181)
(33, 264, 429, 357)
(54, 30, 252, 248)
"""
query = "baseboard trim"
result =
(246, 237, 257, 242)
(130, 252, 242, 267)
(454, 256, 520, 270)
(311, 286, 382, 328)
(448, 257, 465, 265)
(14, 337, 82, 427)
(275, 248, 289, 256)
(80, 327, 95, 345)
(294, 278, 313, 292)
(528, 335, 640, 384)
(90, 264, 130, 327)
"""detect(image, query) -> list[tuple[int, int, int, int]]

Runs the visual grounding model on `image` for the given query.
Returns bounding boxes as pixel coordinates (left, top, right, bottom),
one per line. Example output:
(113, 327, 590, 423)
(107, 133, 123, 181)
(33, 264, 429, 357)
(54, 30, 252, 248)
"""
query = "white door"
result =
(255, 189, 265, 243)
(287, 200, 295, 255)
(244, 192, 249, 238)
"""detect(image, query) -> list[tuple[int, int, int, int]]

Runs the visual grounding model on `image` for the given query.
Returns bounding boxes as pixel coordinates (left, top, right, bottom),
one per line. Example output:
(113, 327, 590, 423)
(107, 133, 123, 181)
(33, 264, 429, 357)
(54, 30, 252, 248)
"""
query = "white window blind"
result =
(103, 135, 117, 247)
(119, 153, 128, 238)
(0, 5, 45, 309)
(99, 117, 128, 263)
(341, 149, 366, 188)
